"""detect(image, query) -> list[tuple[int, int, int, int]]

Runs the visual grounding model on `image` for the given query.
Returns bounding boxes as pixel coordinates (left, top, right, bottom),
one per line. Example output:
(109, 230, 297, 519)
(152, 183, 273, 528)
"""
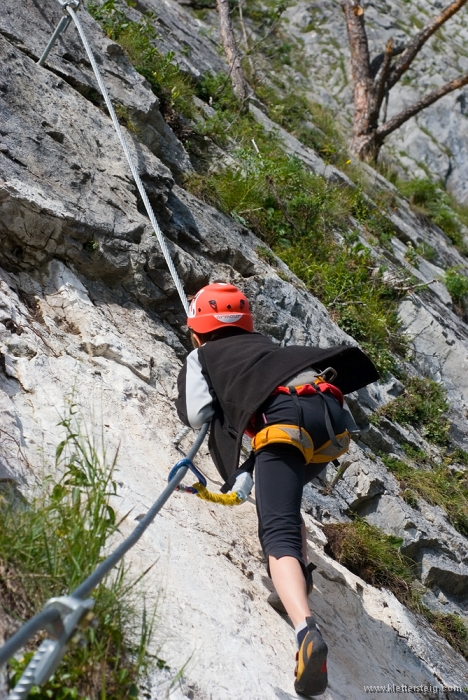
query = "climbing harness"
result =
(252, 369, 353, 464)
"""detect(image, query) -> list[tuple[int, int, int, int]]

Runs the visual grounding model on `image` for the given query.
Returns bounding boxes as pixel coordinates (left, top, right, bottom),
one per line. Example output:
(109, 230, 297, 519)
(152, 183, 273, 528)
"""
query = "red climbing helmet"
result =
(187, 283, 253, 334)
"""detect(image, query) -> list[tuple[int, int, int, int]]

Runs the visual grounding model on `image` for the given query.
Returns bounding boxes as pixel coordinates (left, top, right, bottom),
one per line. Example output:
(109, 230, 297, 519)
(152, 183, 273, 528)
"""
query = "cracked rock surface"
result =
(1, 1, 468, 698)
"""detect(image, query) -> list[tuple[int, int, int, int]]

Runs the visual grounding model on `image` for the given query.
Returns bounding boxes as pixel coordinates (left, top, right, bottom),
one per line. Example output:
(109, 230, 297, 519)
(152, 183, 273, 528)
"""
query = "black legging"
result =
(254, 392, 346, 579)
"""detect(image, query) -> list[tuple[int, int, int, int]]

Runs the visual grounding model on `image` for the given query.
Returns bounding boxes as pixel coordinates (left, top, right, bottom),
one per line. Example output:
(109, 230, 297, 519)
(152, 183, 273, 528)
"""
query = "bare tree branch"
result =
(216, 0, 251, 108)
(387, 0, 468, 89)
(377, 71, 468, 139)
(374, 38, 394, 111)
(370, 43, 404, 79)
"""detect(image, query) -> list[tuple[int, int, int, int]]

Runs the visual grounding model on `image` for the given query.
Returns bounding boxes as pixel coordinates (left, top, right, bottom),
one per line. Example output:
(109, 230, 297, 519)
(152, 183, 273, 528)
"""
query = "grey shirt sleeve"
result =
(184, 348, 215, 429)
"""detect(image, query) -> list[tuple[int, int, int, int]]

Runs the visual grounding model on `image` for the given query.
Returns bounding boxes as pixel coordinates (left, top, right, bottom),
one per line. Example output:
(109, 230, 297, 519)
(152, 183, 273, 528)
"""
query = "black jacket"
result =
(176, 332, 378, 481)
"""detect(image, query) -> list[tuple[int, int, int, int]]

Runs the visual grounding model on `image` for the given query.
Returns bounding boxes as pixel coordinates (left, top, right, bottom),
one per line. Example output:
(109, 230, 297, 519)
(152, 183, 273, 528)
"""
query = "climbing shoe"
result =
(267, 562, 316, 615)
(294, 616, 328, 697)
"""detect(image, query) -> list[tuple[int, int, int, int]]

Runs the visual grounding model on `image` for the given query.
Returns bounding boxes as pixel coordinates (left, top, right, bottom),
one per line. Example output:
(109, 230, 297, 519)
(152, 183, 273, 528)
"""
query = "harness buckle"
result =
(314, 367, 337, 384)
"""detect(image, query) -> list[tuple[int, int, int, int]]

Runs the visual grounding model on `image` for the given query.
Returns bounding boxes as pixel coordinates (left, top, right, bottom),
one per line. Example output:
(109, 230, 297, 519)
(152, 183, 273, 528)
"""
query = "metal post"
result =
(37, 0, 80, 67)
(38, 16, 71, 66)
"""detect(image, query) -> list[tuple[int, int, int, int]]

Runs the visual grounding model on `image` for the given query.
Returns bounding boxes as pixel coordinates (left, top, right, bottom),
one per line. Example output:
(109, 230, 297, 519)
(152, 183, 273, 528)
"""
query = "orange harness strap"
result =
(272, 381, 344, 407)
(251, 379, 349, 464)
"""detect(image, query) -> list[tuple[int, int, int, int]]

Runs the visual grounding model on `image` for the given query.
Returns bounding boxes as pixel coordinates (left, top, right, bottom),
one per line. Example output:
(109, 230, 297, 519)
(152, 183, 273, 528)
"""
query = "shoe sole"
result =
(294, 636, 328, 697)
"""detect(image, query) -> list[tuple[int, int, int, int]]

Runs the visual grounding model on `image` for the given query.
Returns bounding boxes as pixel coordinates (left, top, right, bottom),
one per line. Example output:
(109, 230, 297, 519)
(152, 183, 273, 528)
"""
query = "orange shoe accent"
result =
(294, 618, 328, 696)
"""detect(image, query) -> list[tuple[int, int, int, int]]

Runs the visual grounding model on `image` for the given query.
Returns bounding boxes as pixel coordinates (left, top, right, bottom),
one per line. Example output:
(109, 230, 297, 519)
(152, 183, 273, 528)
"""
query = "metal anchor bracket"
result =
(8, 596, 95, 700)
(57, 0, 81, 7)
(37, 0, 81, 67)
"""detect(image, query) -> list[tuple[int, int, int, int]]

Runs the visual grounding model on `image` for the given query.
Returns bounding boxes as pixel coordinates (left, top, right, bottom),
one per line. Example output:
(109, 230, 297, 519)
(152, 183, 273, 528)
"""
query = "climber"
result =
(176, 282, 378, 697)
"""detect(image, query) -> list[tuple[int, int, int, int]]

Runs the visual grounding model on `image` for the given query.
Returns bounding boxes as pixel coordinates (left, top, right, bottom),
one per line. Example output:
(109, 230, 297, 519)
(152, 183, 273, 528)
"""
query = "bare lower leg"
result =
(269, 555, 311, 628)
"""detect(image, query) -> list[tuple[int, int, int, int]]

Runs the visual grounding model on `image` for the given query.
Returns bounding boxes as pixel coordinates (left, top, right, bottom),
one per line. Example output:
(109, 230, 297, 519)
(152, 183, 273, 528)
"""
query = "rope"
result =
(193, 482, 242, 506)
(66, 6, 189, 315)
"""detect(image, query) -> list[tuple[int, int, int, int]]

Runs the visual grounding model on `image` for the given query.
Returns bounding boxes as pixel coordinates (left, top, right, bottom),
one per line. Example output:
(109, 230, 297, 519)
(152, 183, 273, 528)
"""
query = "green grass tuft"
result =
(1, 404, 156, 699)
(324, 519, 468, 660)
(381, 454, 468, 537)
(323, 520, 412, 592)
(88, 0, 196, 122)
(377, 377, 450, 446)
(444, 267, 468, 305)
(396, 178, 465, 250)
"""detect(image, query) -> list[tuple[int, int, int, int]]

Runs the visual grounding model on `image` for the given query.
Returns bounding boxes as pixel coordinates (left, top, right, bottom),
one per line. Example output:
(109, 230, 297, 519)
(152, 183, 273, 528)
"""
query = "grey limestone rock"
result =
(1, 0, 468, 695)
(420, 550, 468, 608)
(0, 0, 193, 179)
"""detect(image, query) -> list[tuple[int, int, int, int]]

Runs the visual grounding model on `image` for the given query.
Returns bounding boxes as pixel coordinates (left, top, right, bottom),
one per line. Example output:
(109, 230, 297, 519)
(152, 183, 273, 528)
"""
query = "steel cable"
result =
(72, 423, 209, 599)
(0, 5, 212, 678)
(0, 424, 208, 671)
(66, 6, 189, 315)
(0, 610, 60, 668)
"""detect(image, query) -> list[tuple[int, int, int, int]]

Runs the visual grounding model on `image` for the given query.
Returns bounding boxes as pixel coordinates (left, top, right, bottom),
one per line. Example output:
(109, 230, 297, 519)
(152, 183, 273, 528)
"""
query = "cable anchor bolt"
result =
(58, 0, 81, 9)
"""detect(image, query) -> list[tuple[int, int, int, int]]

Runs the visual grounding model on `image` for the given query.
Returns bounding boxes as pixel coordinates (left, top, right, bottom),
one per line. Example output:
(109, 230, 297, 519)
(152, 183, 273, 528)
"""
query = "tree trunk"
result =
(216, 0, 251, 108)
(342, 1, 383, 160)
(349, 131, 383, 161)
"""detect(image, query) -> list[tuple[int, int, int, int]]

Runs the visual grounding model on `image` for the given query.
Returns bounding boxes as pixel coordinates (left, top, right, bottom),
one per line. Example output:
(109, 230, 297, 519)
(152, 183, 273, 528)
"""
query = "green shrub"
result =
(1, 405, 156, 698)
(378, 377, 450, 445)
(448, 447, 468, 466)
(415, 240, 437, 263)
(88, 1, 196, 119)
(444, 267, 468, 304)
(404, 241, 419, 268)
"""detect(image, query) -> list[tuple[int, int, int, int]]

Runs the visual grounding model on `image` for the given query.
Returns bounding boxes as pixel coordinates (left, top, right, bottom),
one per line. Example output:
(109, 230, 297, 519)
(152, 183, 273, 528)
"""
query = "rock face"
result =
(1, 1, 468, 699)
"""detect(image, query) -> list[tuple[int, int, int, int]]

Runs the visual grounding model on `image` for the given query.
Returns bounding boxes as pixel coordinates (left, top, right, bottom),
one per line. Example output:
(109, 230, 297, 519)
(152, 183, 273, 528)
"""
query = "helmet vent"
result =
(240, 299, 245, 309)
